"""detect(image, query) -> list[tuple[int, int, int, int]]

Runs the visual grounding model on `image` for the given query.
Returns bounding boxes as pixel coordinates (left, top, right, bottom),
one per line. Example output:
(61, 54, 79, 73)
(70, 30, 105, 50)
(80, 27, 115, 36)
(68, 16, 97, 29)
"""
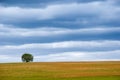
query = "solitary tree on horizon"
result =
(22, 53, 33, 62)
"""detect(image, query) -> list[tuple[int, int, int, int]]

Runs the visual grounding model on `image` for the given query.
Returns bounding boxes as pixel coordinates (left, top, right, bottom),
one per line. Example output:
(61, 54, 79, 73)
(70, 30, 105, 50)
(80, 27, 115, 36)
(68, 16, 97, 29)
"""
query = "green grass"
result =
(1, 76, 120, 80)
(0, 61, 120, 80)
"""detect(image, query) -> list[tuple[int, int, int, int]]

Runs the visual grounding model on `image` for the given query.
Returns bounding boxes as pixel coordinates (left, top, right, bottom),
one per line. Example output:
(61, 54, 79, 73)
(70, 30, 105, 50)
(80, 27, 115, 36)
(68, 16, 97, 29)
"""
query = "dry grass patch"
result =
(0, 61, 120, 80)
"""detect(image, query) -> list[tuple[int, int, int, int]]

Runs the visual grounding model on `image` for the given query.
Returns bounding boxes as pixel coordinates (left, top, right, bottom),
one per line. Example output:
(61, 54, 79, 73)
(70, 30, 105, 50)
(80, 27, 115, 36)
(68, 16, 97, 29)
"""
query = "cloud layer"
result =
(0, 40, 120, 50)
(1, 50, 120, 62)
(0, 0, 120, 27)
(0, 24, 120, 37)
(0, 40, 120, 62)
(0, 0, 120, 62)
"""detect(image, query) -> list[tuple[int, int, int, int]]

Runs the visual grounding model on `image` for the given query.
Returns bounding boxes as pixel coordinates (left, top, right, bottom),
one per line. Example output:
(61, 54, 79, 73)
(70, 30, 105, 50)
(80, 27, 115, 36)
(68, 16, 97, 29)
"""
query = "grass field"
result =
(0, 61, 120, 80)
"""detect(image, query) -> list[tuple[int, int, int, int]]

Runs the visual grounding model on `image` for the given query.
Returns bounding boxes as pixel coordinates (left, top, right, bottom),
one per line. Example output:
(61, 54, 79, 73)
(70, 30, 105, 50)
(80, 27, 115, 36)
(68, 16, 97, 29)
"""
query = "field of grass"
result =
(0, 61, 120, 80)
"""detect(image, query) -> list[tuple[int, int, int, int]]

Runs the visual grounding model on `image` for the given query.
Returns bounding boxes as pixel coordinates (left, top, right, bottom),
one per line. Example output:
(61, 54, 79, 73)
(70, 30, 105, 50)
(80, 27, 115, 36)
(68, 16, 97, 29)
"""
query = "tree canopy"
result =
(22, 53, 33, 62)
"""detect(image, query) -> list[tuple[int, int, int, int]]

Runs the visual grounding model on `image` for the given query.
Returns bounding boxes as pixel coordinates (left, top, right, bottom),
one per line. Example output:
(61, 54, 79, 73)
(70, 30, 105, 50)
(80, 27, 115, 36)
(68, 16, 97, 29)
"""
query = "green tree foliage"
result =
(22, 53, 33, 62)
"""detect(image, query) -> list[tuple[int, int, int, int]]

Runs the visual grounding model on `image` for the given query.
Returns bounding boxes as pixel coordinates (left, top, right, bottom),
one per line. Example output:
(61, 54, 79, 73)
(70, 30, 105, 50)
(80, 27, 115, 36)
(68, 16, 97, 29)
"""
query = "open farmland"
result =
(0, 61, 120, 80)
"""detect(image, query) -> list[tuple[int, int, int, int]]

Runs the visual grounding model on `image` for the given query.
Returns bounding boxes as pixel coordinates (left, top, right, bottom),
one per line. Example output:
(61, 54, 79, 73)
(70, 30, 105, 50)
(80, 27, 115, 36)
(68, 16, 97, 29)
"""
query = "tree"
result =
(22, 53, 33, 62)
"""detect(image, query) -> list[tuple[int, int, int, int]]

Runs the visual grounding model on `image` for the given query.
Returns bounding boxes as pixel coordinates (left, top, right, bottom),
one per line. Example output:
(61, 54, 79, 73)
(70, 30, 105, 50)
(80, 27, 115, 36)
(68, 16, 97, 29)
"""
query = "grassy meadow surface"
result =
(0, 61, 120, 80)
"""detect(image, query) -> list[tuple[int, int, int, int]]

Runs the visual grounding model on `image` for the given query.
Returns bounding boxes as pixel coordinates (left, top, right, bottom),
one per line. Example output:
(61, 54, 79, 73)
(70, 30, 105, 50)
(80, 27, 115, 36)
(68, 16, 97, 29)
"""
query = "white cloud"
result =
(0, 55, 20, 63)
(0, 50, 120, 62)
(0, 24, 120, 37)
(0, 55, 11, 59)
(0, 40, 120, 50)
(0, 0, 120, 22)
(0, 40, 120, 62)
(30, 50, 120, 61)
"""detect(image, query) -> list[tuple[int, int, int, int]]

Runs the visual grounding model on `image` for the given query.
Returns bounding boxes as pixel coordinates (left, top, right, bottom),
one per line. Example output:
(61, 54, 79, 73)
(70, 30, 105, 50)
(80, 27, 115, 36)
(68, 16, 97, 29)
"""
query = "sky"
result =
(0, 0, 120, 63)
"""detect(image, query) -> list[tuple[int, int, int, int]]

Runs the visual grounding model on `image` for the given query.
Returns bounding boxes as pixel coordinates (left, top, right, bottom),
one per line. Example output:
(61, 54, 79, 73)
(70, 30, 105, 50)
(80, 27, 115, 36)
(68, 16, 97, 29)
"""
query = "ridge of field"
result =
(0, 61, 120, 80)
